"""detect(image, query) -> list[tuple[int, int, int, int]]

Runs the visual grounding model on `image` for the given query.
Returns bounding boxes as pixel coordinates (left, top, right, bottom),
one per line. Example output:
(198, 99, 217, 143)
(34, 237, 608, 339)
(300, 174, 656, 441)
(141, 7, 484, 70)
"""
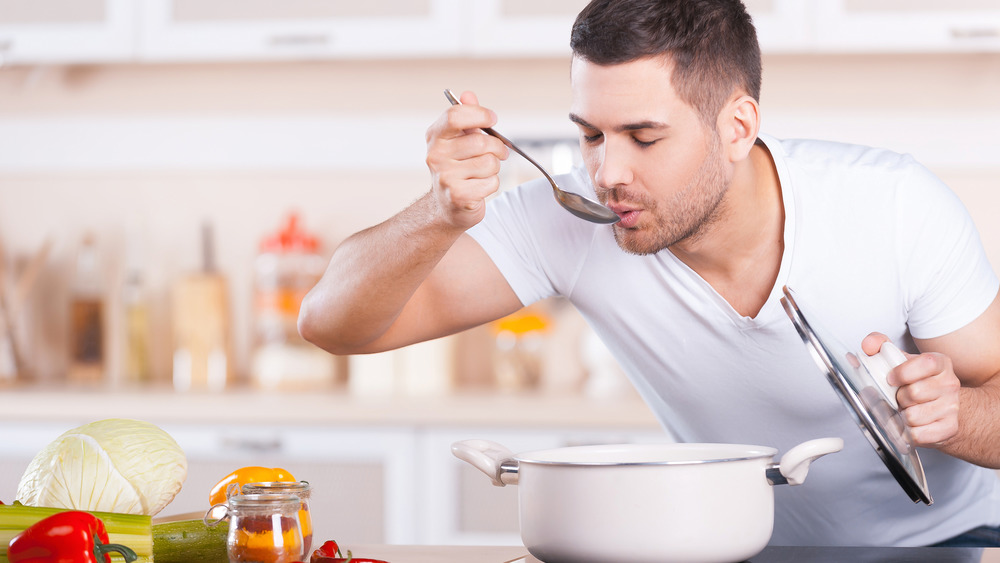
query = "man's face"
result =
(570, 56, 731, 255)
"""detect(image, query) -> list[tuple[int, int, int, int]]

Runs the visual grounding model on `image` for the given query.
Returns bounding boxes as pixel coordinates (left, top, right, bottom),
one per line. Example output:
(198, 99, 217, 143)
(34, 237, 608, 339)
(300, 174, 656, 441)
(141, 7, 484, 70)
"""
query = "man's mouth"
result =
(608, 204, 641, 228)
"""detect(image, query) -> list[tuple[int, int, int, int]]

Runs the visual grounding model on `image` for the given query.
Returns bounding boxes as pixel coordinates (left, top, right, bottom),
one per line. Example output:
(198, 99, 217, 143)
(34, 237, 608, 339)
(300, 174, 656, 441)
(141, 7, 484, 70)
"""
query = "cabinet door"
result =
(0, 0, 136, 64)
(138, 0, 467, 62)
(813, 0, 1000, 52)
(467, 0, 812, 57)
(744, 0, 813, 53)
(160, 423, 418, 544)
(418, 427, 672, 545)
(467, 0, 587, 57)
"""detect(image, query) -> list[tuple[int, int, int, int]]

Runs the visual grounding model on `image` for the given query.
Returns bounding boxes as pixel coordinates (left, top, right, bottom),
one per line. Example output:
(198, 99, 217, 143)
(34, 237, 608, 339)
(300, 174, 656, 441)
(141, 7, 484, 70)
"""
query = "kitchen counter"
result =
(0, 385, 662, 429)
(341, 545, 1000, 563)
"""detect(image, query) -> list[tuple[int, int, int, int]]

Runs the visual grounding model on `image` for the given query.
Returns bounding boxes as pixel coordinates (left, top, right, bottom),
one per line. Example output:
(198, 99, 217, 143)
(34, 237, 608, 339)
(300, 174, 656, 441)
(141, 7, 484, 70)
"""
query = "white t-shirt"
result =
(467, 133, 1000, 546)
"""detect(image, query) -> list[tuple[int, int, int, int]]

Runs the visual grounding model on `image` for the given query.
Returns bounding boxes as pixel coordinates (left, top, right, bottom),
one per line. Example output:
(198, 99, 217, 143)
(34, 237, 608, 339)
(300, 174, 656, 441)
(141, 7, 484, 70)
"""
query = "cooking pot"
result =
(453, 437, 843, 563)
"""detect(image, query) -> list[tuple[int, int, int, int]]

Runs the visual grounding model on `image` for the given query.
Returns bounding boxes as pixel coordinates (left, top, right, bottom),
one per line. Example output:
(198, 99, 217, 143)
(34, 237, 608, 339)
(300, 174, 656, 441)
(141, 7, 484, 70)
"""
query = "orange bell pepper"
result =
(208, 466, 296, 505)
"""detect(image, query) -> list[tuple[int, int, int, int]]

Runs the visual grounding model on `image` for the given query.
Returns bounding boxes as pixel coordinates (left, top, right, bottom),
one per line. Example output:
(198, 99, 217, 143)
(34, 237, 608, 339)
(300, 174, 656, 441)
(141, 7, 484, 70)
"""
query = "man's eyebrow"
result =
(568, 113, 669, 132)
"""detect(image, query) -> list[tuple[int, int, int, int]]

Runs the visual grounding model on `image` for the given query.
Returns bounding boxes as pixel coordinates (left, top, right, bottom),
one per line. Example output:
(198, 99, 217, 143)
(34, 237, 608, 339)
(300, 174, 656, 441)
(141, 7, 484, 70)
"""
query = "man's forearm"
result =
(298, 192, 464, 355)
(943, 377, 1000, 469)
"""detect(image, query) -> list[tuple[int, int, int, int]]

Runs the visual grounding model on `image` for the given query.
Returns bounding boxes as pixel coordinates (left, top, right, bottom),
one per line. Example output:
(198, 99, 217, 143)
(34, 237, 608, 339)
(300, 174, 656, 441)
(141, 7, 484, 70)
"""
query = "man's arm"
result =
(298, 91, 521, 355)
(863, 291, 1000, 468)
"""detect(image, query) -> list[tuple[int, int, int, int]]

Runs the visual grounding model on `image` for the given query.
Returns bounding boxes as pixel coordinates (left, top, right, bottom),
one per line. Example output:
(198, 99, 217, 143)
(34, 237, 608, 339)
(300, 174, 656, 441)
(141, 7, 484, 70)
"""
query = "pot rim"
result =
(514, 442, 779, 467)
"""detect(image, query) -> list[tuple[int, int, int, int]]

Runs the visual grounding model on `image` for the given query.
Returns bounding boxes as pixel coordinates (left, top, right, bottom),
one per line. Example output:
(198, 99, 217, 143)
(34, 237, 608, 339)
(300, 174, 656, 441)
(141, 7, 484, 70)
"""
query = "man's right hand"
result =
(425, 90, 510, 230)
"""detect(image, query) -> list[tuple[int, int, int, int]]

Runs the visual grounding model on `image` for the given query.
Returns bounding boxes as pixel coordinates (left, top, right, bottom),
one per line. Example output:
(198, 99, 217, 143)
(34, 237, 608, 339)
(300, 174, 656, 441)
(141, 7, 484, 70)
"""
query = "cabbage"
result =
(15, 418, 188, 516)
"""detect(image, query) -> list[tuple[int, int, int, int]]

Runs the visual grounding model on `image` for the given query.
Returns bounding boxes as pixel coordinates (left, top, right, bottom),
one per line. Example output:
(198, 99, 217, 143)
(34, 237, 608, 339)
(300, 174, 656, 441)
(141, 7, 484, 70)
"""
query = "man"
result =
(299, 0, 1000, 547)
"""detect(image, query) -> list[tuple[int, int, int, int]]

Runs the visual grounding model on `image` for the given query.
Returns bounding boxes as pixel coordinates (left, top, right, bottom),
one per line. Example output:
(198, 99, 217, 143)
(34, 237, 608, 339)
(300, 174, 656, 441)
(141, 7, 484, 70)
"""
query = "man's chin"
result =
(613, 229, 668, 256)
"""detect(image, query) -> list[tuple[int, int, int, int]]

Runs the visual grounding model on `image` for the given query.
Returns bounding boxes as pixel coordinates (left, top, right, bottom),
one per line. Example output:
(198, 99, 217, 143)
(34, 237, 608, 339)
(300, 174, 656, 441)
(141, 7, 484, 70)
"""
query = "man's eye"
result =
(633, 138, 657, 148)
(582, 132, 603, 143)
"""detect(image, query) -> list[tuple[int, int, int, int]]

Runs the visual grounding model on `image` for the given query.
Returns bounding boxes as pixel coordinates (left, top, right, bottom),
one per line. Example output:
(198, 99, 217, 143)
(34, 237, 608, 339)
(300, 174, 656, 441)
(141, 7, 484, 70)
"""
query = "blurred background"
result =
(1, 0, 999, 547)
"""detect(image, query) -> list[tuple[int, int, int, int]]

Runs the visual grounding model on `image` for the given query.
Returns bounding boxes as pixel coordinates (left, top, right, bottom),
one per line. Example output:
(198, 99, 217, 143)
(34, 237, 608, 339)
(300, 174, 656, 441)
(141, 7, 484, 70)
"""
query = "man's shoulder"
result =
(763, 134, 920, 175)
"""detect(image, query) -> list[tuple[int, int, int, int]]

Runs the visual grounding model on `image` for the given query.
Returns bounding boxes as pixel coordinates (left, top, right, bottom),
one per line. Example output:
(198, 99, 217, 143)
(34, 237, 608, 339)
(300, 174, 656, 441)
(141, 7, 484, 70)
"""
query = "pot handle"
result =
(451, 439, 520, 487)
(857, 341, 907, 410)
(767, 437, 844, 486)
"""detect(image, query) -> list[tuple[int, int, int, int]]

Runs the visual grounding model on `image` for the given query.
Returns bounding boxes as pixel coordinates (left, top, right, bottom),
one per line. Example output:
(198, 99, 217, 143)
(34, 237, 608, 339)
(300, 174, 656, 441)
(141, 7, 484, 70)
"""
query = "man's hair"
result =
(570, 0, 762, 125)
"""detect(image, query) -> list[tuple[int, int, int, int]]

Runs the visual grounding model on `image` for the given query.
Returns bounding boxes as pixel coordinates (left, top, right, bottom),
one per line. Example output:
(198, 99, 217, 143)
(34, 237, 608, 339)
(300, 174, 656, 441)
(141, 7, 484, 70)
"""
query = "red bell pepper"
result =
(7, 510, 138, 563)
(309, 539, 389, 563)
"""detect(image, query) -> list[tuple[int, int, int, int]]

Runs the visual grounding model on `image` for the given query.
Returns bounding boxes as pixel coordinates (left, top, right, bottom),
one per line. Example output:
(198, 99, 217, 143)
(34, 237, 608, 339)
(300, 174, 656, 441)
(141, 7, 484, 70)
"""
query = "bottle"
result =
(250, 213, 334, 390)
(121, 268, 152, 384)
(67, 234, 105, 384)
(172, 222, 231, 392)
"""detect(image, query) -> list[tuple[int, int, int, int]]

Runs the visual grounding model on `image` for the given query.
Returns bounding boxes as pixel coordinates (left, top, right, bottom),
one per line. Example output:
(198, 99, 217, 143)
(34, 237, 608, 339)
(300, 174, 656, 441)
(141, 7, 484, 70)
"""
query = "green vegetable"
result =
(15, 418, 187, 516)
(0, 502, 152, 563)
(151, 518, 229, 563)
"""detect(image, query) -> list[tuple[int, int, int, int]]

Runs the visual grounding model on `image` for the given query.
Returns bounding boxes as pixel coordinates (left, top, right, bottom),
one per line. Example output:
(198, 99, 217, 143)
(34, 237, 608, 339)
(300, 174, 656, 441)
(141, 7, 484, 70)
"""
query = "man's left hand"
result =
(862, 333, 961, 448)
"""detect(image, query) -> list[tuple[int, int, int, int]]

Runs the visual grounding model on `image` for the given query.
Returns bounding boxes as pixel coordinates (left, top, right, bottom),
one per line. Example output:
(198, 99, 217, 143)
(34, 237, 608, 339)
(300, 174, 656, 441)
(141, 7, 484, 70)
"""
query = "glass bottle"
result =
(225, 494, 304, 563)
(68, 234, 105, 384)
(241, 481, 313, 556)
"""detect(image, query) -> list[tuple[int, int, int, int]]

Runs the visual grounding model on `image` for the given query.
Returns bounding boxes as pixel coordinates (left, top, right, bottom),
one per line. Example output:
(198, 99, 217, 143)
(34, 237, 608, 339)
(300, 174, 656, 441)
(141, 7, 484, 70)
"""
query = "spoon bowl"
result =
(444, 89, 619, 224)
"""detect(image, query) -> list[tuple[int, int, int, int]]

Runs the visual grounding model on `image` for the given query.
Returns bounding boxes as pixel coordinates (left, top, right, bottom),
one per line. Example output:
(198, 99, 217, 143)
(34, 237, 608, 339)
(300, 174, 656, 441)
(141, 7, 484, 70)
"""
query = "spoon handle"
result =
(443, 89, 557, 186)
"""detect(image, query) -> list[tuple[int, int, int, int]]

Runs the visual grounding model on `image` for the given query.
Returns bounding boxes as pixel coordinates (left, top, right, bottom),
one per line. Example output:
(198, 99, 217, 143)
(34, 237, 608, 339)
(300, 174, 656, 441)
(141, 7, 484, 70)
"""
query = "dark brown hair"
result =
(571, 0, 762, 124)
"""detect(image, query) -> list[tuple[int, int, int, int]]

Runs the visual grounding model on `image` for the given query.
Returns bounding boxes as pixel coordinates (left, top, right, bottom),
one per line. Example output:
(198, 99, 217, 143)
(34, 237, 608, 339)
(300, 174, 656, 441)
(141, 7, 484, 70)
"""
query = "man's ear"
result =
(718, 94, 760, 162)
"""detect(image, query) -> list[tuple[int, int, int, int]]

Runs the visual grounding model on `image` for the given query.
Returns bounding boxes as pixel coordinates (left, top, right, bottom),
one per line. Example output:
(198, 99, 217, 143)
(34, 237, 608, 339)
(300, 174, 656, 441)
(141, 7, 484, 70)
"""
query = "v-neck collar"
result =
(661, 134, 796, 329)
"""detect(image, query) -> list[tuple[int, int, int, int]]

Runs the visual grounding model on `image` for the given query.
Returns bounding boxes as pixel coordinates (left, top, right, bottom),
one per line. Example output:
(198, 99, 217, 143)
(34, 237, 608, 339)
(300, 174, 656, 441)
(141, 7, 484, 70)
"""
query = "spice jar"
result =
(241, 481, 313, 556)
(216, 494, 304, 563)
(251, 212, 335, 390)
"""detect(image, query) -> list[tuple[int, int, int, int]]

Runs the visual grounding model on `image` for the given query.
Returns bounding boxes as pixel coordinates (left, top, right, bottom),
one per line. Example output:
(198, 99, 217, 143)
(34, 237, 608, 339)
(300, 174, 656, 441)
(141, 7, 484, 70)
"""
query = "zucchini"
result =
(152, 518, 229, 563)
(0, 502, 152, 563)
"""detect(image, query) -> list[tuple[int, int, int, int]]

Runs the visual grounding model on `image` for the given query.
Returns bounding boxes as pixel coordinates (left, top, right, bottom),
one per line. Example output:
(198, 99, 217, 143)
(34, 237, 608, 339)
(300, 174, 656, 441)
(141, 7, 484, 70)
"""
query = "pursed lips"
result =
(606, 203, 641, 228)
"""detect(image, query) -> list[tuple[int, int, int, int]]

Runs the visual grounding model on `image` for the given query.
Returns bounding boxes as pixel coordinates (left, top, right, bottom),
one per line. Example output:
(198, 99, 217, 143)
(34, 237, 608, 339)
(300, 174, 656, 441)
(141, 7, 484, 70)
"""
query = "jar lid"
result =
(229, 493, 302, 510)
(260, 213, 319, 253)
(242, 481, 311, 497)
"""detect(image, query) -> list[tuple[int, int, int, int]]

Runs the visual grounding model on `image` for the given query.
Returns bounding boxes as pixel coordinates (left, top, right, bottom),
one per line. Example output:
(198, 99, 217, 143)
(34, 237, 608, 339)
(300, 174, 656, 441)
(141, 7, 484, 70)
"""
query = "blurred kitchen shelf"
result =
(0, 385, 661, 429)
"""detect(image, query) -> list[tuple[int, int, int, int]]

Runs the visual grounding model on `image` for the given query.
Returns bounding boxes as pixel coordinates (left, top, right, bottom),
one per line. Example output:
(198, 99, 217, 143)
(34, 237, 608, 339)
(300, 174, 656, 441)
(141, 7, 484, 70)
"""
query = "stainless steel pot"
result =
(453, 437, 843, 563)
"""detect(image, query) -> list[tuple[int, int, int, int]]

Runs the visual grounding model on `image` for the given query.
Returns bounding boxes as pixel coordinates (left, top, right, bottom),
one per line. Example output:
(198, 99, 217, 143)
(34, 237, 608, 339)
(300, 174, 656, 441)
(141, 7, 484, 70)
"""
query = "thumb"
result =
(860, 332, 890, 356)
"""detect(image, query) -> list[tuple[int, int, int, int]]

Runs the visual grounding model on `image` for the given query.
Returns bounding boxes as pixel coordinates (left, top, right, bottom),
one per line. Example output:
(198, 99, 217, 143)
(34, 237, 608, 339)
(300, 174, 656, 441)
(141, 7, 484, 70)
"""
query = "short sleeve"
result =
(896, 162, 999, 339)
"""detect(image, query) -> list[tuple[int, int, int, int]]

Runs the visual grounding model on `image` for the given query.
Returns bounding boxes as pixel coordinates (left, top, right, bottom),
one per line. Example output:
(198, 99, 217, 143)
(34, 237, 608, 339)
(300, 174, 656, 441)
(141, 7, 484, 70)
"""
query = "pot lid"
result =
(780, 286, 932, 505)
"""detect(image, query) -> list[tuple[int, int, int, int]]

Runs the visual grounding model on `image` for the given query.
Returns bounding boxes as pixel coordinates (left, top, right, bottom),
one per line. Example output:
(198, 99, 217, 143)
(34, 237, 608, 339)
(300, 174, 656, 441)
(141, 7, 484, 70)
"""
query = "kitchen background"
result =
(1, 0, 999, 547)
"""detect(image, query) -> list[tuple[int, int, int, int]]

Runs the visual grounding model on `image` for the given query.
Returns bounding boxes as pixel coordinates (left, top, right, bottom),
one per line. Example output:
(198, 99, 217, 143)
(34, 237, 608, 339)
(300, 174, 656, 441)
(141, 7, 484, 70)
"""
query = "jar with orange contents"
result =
(241, 481, 313, 556)
(217, 493, 304, 563)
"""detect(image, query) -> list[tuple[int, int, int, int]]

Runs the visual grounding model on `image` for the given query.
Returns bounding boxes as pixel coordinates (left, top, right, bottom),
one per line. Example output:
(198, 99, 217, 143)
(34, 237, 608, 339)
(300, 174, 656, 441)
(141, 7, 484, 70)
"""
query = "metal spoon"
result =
(444, 89, 619, 225)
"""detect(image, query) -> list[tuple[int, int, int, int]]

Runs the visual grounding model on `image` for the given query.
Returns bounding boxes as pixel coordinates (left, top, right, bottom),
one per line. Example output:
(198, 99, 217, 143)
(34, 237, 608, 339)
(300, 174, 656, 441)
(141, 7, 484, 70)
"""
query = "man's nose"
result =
(594, 141, 632, 190)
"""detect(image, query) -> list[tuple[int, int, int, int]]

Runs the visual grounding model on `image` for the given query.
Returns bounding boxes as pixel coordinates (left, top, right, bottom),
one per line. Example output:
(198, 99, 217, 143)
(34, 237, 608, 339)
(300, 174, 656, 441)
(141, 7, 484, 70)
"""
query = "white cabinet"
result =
(137, 0, 467, 62)
(0, 420, 419, 544)
(159, 423, 419, 544)
(3, 1, 1000, 65)
(466, 0, 813, 57)
(418, 427, 673, 546)
(813, 0, 1000, 53)
(0, 0, 136, 65)
(466, 0, 587, 57)
(744, 0, 814, 53)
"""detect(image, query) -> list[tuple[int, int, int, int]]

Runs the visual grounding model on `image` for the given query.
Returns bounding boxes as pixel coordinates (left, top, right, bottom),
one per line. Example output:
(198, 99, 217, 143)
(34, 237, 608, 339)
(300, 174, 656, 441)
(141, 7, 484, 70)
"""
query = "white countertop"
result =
(0, 385, 662, 429)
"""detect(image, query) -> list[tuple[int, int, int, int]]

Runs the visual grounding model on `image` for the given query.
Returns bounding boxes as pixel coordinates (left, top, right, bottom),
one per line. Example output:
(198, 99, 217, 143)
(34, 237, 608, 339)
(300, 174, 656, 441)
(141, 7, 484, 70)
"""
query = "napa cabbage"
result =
(15, 418, 187, 516)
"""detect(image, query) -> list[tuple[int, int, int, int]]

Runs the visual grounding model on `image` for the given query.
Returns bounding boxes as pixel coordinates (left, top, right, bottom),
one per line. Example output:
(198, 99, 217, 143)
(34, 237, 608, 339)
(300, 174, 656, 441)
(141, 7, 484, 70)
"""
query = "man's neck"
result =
(669, 141, 784, 318)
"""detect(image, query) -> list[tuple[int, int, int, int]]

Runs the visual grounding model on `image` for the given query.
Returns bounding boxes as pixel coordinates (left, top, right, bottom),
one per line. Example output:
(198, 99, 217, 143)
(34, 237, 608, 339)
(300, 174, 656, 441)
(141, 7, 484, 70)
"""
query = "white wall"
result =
(0, 53, 998, 384)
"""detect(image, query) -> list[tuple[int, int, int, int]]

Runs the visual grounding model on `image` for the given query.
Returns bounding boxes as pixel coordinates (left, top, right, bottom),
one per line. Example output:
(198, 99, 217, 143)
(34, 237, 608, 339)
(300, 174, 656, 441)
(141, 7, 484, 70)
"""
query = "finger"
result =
(906, 414, 959, 447)
(435, 155, 504, 189)
(890, 353, 949, 387)
(459, 90, 480, 106)
(861, 332, 891, 356)
(444, 131, 509, 162)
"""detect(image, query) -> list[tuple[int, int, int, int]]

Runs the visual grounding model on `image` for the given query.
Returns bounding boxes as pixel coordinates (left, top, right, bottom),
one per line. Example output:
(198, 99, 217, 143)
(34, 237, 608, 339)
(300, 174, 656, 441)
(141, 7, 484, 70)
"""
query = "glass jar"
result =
(242, 481, 313, 556)
(224, 494, 304, 563)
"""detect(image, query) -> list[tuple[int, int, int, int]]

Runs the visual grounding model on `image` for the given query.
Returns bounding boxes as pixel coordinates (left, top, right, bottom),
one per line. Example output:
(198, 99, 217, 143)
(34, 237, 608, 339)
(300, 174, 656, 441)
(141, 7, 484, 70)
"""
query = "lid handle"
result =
(857, 341, 907, 410)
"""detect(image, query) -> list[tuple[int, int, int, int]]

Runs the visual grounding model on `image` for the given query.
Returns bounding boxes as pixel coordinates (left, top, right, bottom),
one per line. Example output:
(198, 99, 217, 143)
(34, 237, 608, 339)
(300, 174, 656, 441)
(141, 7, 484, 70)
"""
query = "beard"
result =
(607, 136, 730, 256)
